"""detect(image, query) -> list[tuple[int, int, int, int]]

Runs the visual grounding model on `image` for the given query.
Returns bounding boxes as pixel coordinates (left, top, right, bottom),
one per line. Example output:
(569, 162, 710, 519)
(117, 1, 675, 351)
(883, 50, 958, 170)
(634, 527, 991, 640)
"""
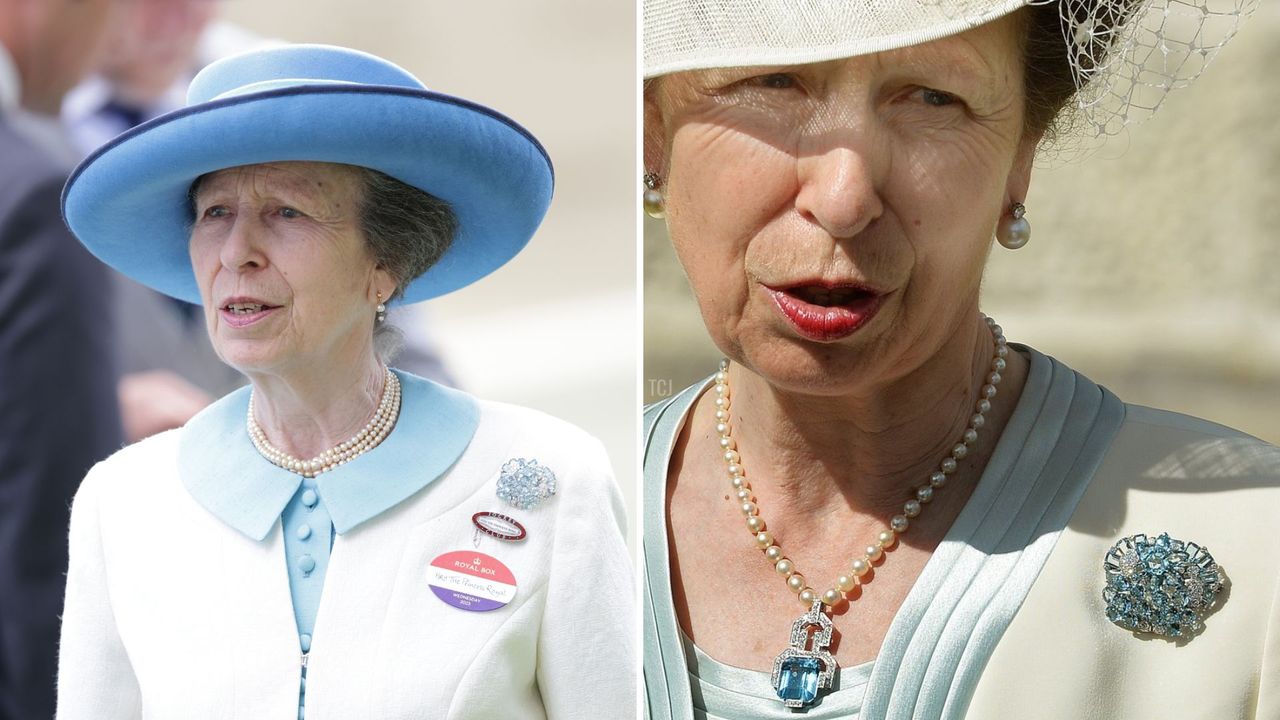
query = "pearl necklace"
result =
(713, 316, 1008, 609)
(247, 367, 401, 478)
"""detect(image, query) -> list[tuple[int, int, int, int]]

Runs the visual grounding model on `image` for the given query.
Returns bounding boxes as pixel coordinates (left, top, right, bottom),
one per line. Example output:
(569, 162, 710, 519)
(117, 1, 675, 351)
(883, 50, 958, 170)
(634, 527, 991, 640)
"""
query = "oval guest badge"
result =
(428, 550, 518, 612)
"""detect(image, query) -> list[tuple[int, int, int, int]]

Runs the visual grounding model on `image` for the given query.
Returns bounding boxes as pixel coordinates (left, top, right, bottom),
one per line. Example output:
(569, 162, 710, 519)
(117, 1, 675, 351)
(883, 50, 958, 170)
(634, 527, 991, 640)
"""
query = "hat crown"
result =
(188, 44, 425, 105)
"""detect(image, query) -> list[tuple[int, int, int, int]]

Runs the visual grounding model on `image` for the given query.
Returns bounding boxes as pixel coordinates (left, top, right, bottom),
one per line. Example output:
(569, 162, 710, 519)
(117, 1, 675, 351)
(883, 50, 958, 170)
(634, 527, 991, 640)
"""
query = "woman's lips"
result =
(766, 284, 885, 342)
(219, 304, 281, 329)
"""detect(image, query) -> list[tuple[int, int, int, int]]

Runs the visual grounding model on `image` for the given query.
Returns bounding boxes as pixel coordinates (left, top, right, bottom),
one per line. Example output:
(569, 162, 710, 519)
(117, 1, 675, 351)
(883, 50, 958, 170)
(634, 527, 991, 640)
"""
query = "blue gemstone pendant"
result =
(772, 600, 837, 709)
(777, 656, 822, 705)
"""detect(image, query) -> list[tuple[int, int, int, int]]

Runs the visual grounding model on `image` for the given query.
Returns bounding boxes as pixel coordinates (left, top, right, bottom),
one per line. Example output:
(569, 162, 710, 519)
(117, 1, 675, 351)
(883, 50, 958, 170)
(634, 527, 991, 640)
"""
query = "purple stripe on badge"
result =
(430, 586, 508, 612)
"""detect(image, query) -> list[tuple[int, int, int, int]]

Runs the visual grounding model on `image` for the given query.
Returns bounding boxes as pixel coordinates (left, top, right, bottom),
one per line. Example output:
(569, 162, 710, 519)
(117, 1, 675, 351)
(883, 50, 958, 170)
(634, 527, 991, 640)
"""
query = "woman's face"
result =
(189, 161, 394, 376)
(646, 14, 1034, 396)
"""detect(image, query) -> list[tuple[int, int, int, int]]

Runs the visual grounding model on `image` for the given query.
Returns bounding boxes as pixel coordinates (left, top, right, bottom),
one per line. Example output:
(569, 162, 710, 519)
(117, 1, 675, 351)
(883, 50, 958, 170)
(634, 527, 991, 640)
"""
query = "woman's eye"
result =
(279, 207, 303, 219)
(202, 205, 230, 219)
(752, 73, 798, 90)
(919, 88, 958, 107)
(708, 71, 804, 99)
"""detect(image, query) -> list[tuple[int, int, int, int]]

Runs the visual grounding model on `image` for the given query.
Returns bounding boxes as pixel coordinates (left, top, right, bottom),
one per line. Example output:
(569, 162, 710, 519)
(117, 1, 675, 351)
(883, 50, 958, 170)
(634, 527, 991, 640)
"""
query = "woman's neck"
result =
(725, 315, 1027, 522)
(246, 352, 388, 460)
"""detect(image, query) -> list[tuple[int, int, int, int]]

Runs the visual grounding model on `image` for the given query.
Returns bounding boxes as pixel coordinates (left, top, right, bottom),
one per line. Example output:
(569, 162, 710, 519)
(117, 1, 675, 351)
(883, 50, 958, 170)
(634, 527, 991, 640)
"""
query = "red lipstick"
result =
(766, 283, 884, 342)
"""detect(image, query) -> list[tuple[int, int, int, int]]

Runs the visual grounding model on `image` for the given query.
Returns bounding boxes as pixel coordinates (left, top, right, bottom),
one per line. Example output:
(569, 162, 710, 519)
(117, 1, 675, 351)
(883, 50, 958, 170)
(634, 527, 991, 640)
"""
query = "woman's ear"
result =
(643, 80, 669, 178)
(1004, 132, 1039, 206)
(370, 267, 397, 304)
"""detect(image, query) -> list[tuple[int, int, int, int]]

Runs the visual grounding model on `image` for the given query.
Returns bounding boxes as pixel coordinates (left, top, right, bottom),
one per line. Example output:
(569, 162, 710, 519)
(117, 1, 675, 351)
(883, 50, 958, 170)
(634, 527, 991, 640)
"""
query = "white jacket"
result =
(57, 374, 636, 719)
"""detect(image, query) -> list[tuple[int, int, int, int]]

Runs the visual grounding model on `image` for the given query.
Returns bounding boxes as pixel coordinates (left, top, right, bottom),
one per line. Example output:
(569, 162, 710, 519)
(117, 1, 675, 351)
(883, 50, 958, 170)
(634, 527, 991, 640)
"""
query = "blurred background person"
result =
(0, 1, 123, 717)
(63, 0, 233, 156)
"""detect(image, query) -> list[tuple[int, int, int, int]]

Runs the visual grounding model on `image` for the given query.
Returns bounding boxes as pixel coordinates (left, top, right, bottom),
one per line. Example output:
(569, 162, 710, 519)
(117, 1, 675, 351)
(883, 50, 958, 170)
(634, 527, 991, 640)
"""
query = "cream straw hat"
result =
(644, 0, 1257, 137)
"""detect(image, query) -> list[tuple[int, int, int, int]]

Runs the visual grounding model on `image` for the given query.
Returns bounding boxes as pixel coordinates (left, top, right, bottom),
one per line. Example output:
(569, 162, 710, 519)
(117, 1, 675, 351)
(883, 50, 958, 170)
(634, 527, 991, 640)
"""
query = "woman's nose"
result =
(219, 216, 267, 272)
(794, 141, 885, 240)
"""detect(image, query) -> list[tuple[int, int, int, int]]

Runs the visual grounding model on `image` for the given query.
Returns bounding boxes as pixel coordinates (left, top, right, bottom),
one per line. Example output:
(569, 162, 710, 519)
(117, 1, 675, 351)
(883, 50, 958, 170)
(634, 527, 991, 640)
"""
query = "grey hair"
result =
(356, 168, 458, 363)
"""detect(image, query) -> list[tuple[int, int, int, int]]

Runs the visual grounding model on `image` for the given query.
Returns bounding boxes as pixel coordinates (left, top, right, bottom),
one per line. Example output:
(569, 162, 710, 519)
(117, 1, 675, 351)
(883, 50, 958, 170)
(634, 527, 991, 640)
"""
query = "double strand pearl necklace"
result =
(247, 367, 401, 478)
(713, 316, 1009, 609)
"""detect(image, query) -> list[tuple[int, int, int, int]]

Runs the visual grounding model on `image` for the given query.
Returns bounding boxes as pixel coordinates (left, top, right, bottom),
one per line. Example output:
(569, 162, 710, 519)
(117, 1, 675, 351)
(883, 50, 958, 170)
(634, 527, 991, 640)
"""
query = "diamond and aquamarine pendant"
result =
(772, 600, 838, 708)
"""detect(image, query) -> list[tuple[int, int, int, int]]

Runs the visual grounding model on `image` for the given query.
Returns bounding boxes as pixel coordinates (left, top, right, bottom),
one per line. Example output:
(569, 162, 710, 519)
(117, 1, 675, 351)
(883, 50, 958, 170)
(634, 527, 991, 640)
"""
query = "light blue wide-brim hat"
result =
(62, 44, 553, 305)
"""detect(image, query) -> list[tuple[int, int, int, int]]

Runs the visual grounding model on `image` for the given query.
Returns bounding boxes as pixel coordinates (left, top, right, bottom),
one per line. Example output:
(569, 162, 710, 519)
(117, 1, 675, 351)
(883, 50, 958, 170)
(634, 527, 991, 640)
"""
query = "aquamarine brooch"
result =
(496, 458, 557, 510)
(1103, 533, 1224, 638)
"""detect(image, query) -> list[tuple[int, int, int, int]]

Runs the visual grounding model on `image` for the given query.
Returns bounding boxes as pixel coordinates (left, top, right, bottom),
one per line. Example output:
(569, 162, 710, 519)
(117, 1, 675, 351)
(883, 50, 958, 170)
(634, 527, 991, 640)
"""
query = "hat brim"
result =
(642, 0, 1028, 77)
(62, 84, 554, 305)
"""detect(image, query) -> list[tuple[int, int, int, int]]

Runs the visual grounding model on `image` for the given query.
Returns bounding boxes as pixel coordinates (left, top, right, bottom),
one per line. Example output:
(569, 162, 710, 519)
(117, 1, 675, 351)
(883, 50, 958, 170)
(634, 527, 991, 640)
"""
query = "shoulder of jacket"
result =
(475, 398, 604, 454)
(1101, 402, 1280, 491)
(1123, 403, 1268, 443)
(471, 399, 618, 505)
(78, 429, 184, 500)
(1122, 403, 1278, 468)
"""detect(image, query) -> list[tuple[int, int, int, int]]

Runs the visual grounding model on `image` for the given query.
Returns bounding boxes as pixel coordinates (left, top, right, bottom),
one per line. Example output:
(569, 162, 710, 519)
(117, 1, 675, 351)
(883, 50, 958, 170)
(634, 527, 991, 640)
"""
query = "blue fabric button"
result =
(296, 524, 312, 540)
(301, 490, 318, 508)
(777, 657, 821, 705)
(298, 555, 316, 574)
(300, 633, 312, 652)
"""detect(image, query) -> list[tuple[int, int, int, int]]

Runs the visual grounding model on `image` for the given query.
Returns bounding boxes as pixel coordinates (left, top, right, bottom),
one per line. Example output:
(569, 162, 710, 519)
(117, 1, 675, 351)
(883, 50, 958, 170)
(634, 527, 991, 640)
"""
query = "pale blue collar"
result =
(179, 369, 479, 541)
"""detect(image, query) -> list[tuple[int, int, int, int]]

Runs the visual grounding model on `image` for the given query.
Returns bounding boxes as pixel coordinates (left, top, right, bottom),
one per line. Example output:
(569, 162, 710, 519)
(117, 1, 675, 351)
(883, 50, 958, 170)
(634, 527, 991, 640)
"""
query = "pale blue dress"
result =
(643, 346, 1127, 719)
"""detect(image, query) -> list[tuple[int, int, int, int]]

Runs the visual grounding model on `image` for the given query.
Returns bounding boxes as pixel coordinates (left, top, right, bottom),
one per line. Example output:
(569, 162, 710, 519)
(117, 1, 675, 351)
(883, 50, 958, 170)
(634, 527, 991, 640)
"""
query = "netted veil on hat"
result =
(644, 0, 1257, 137)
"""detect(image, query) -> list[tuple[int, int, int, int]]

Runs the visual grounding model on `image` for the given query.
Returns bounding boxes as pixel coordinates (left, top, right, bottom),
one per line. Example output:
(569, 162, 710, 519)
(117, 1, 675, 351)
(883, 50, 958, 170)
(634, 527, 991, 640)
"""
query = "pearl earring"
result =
(996, 202, 1031, 250)
(643, 173, 665, 219)
(375, 292, 387, 324)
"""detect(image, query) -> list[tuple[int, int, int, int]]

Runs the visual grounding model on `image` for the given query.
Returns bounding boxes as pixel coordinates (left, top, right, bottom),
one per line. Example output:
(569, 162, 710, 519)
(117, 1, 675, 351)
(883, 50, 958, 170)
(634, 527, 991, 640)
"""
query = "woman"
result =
(642, 1, 1278, 718)
(56, 45, 634, 719)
